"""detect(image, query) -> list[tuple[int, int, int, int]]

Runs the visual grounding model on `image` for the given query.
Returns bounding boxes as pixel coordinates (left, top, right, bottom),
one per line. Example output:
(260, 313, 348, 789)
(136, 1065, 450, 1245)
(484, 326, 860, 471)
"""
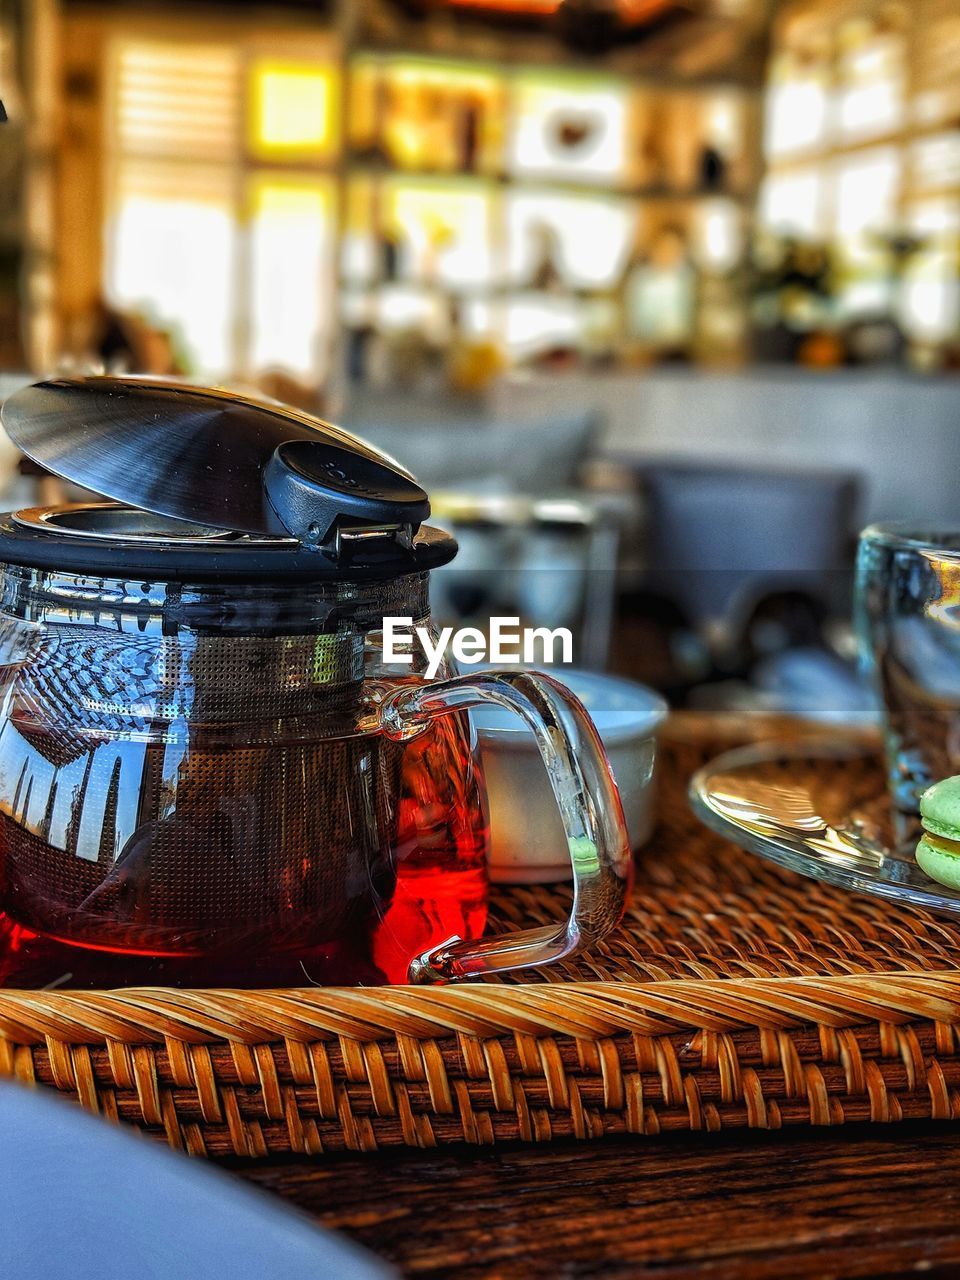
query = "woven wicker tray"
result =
(3, 712, 960, 1158)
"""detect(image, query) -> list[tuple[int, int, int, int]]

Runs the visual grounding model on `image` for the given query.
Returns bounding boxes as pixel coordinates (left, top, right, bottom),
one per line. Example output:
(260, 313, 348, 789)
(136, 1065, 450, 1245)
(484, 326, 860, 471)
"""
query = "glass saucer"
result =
(689, 737, 960, 917)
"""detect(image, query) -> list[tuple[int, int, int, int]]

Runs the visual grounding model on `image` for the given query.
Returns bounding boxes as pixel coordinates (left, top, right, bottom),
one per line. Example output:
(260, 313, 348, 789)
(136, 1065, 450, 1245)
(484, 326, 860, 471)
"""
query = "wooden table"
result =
(233, 1123, 960, 1278)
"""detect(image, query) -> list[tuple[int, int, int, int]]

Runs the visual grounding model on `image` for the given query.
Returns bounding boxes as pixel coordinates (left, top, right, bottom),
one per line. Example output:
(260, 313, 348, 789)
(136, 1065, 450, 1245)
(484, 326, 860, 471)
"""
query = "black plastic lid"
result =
(1, 376, 433, 552)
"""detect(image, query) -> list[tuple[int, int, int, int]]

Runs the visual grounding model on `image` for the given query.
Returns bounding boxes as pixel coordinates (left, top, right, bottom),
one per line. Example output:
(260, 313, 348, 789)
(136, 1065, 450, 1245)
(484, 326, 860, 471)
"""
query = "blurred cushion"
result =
(0, 1082, 392, 1280)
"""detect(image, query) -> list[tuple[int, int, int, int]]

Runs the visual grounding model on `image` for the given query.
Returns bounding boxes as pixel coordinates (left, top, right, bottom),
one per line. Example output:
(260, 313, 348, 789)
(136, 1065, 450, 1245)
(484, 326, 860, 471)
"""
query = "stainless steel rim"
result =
(11, 503, 298, 547)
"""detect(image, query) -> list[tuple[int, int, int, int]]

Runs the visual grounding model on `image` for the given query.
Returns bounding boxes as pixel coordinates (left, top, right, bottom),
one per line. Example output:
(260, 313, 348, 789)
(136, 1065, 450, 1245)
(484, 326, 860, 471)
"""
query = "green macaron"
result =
(917, 776, 960, 890)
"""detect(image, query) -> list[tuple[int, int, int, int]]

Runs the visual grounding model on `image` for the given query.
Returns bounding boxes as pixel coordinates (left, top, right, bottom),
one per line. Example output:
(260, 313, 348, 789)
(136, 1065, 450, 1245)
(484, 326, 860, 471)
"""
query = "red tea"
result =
(0, 705, 488, 990)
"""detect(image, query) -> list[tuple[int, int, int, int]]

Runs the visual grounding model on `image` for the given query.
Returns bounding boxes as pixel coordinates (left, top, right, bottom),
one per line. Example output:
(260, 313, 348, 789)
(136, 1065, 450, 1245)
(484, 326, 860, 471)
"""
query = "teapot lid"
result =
(1, 376, 443, 571)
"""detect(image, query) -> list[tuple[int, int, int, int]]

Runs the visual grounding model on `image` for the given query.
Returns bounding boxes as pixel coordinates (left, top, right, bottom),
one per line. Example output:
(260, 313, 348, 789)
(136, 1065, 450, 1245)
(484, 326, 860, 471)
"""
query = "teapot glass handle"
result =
(379, 670, 632, 984)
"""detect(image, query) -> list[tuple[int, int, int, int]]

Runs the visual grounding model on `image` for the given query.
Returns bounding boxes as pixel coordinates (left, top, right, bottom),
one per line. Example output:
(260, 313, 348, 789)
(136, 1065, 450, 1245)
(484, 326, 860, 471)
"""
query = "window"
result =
(832, 148, 900, 317)
(833, 147, 900, 241)
(107, 161, 237, 375)
(106, 36, 338, 382)
(248, 177, 335, 378)
(834, 24, 904, 143)
(759, 168, 825, 239)
(911, 132, 960, 194)
(112, 41, 240, 162)
(900, 198, 960, 341)
(764, 52, 830, 159)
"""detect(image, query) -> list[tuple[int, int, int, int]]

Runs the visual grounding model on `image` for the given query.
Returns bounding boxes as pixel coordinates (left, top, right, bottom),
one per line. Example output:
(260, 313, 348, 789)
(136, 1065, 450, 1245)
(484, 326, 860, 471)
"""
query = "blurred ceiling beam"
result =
(62, 0, 337, 9)
(57, 0, 769, 83)
(444, 0, 565, 13)
(362, 0, 769, 83)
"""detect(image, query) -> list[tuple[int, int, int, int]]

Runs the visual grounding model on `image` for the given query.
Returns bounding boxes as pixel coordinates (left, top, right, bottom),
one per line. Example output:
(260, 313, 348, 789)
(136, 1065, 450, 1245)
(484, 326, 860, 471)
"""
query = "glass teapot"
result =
(0, 377, 630, 989)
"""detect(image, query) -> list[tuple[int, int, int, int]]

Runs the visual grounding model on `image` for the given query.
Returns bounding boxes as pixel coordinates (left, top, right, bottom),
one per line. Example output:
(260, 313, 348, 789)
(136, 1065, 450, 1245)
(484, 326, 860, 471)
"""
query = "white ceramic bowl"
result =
(472, 669, 668, 883)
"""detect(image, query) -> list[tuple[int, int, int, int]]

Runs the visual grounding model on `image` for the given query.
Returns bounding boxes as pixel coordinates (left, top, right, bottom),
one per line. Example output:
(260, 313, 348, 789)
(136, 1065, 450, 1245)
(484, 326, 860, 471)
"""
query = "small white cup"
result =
(473, 668, 668, 883)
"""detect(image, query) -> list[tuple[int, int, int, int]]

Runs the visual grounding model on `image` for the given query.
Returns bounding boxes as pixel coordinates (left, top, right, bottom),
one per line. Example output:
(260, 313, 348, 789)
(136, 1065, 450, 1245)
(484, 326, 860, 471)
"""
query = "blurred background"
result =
(2, 0, 960, 717)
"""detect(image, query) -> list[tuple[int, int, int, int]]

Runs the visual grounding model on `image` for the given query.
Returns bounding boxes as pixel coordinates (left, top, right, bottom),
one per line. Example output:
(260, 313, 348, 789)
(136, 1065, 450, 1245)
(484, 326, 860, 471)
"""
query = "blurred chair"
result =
(342, 411, 598, 495)
(638, 460, 862, 651)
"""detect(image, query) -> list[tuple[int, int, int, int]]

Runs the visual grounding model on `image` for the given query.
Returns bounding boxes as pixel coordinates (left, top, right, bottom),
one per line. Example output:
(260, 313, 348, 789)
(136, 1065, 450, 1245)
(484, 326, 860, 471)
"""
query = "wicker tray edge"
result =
(4, 972, 960, 1157)
(2, 970, 960, 1046)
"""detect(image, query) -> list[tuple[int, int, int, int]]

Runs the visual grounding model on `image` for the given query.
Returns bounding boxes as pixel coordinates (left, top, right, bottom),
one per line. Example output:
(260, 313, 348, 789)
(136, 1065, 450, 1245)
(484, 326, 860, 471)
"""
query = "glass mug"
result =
(856, 522, 960, 844)
(0, 562, 630, 989)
